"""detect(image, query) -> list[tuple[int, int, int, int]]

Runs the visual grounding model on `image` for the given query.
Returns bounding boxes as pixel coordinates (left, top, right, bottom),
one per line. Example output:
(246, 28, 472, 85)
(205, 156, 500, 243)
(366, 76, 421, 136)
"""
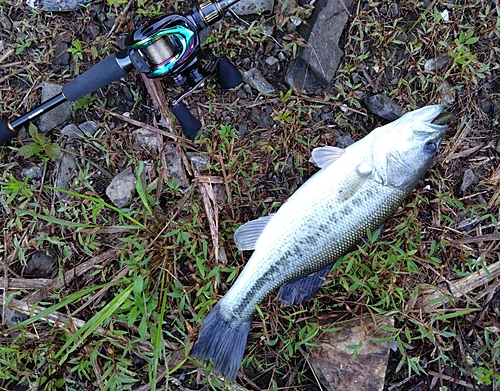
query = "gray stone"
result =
(438, 80, 456, 108)
(55, 144, 79, 199)
(106, 166, 136, 208)
(78, 120, 99, 136)
(187, 152, 210, 172)
(242, 68, 276, 95)
(22, 164, 43, 180)
(285, 57, 325, 93)
(26, 249, 56, 276)
(424, 53, 451, 72)
(52, 41, 69, 67)
(4, 307, 28, 328)
(26, 0, 92, 11)
(265, 56, 279, 66)
(230, 0, 274, 15)
(39, 82, 71, 132)
(61, 121, 99, 139)
(285, 0, 354, 91)
(165, 144, 189, 188)
(60, 124, 80, 138)
(363, 94, 403, 121)
(238, 122, 248, 139)
(133, 128, 158, 151)
(249, 110, 274, 127)
(460, 169, 478, 193)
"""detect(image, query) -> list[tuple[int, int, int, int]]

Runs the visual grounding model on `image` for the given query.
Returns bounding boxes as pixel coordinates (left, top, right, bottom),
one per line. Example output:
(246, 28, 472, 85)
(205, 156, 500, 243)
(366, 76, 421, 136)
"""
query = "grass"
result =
(0, 0, 499, 390)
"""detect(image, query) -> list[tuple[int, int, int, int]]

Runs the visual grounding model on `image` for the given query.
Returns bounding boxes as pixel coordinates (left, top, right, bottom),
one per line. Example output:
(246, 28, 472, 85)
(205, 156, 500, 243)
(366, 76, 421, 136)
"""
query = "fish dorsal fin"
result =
(309, 146, 345, 169)
(234, 215, 274, 250)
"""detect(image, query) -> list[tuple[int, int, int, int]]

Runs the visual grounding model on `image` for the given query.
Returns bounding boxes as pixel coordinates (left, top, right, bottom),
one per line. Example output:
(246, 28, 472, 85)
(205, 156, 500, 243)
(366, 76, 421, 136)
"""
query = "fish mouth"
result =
(414, 105, 451, 134)
(431, 111, 454, 126)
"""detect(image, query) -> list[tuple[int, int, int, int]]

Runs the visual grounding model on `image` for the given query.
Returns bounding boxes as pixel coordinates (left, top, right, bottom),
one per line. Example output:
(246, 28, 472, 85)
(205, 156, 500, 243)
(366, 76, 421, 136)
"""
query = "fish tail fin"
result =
(277, 264, 332, 305)
(191, 301, 251, 381)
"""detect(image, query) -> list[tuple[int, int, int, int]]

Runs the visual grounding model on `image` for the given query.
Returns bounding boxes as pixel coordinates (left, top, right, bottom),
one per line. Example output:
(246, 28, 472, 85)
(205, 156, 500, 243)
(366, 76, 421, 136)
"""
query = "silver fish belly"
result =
(191, 105, 449, 381)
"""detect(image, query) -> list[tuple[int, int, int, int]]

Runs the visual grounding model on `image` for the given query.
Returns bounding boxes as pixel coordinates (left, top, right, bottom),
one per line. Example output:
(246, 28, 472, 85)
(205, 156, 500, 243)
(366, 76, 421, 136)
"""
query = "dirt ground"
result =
(0, 0, 499, 390)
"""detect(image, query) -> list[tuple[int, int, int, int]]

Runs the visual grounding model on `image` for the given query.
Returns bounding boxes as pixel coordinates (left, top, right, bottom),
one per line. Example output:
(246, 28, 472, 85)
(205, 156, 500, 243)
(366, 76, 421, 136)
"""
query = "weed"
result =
(18, 123, 61, 161)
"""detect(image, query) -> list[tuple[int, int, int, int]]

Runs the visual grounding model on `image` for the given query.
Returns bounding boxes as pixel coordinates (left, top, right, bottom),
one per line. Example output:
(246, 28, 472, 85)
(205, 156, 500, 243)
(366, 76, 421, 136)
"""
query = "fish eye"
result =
(424, 141, 437, 154)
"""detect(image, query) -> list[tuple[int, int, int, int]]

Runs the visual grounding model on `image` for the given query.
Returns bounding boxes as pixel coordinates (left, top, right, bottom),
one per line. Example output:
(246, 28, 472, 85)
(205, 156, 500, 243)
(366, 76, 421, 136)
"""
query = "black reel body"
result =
(125, 12, 242, 137)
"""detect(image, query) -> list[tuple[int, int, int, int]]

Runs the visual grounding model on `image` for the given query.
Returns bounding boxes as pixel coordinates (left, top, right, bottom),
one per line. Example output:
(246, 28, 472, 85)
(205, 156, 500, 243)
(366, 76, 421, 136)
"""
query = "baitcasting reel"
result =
(0, 0, 243, 144)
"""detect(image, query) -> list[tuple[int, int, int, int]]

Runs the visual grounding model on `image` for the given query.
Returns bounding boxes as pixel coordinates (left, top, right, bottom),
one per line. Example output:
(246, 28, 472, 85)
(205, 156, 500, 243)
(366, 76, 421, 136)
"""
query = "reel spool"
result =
(125, 15, 202, 85)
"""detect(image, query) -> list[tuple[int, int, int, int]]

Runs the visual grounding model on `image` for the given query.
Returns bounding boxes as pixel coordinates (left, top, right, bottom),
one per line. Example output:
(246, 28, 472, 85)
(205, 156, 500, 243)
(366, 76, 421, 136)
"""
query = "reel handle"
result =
(171, 102, 202, 138)
(217, 56, 242, 89)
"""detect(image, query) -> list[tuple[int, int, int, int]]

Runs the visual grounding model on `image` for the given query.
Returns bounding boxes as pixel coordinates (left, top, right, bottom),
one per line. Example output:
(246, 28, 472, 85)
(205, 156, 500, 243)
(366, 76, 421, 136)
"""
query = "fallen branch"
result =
(417, 260, 500, 311)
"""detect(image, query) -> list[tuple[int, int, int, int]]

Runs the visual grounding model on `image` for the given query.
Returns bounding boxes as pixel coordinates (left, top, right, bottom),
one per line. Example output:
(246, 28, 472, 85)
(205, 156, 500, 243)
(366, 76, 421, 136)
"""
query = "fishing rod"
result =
(0, 0, 243, 145)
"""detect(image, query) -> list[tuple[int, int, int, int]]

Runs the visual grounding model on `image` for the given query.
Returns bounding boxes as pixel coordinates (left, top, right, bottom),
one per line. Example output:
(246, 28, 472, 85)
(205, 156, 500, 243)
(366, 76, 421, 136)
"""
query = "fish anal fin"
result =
(309, 146, 345, 169)
(277, 264, 333, 305)
(191, 302, 251, 381)
(234, 215, 274, 251)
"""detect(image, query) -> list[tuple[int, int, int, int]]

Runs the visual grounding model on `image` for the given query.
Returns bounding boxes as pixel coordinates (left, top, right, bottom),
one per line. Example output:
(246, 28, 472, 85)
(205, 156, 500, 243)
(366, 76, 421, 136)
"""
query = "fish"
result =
(191, 104, 449, 380)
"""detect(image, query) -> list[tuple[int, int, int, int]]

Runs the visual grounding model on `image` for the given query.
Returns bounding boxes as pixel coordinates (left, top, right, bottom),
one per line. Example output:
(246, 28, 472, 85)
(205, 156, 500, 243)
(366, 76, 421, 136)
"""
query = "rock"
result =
(460, 169, 478, 193)
(60, 124, 80, 138)
(242, 68, 276, 95)
(438, 79, 456, 108)
(61, 121, 99, 139)
(26, 0, 92, 11)
(285, 0, 354, 92)
(479, 98, 495, 116)
(85, 24, 101, 41)
(25, 249, 56, 276)
(363, 94, 403, 121)
(106, 166, 136, 208)
(4, 307, 28, 328)
(249, 109, 274, 127)
(133, 128, 158, 151)
(265, 56, 279, 66)
(165, 144, 189, 188)
(39, 82, 71, 132)
(22, 164, 43, 180)
(424, 53, 451, 71)
(52, 41, 69, 67)
(238, 122, 248, 139)
(285, 57, 326, 93)
(336, 132, 355, 148)
(187, 152, 210, 172)
(55, 144, 79, 199)
(78, 120, 99, 136)
(309, 315, 394, 391)
(230, 0, 274, 15)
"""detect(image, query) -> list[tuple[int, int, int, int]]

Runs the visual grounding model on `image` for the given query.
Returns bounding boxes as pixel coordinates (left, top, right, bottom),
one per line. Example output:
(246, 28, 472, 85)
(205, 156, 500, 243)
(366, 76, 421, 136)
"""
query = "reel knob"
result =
(216, 56, 242, 89)
(171, 102, 202, 137)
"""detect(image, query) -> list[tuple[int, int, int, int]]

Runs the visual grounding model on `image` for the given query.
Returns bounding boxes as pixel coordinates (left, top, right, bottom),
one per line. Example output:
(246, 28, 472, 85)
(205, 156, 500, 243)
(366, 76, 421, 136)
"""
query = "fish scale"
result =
(191, 105, 449, 381)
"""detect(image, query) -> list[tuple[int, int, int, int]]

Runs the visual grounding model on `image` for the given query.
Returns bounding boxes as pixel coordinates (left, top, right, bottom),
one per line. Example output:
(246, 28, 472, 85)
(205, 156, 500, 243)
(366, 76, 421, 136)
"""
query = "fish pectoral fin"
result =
(309, 146, 345, 169)
(234, 215, 274, 250)
(337, 168, 371, 202)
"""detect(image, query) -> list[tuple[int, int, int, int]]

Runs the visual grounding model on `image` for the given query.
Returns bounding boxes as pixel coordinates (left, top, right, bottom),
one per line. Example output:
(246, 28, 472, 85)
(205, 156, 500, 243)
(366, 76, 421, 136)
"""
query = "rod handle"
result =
(0, 120, 18, 145)
(63, 50, 132, 101)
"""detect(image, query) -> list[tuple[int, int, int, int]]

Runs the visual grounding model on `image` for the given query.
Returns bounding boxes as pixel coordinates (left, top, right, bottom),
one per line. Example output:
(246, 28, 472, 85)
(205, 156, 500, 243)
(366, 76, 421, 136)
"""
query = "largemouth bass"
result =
(191, 105, 449, 380)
